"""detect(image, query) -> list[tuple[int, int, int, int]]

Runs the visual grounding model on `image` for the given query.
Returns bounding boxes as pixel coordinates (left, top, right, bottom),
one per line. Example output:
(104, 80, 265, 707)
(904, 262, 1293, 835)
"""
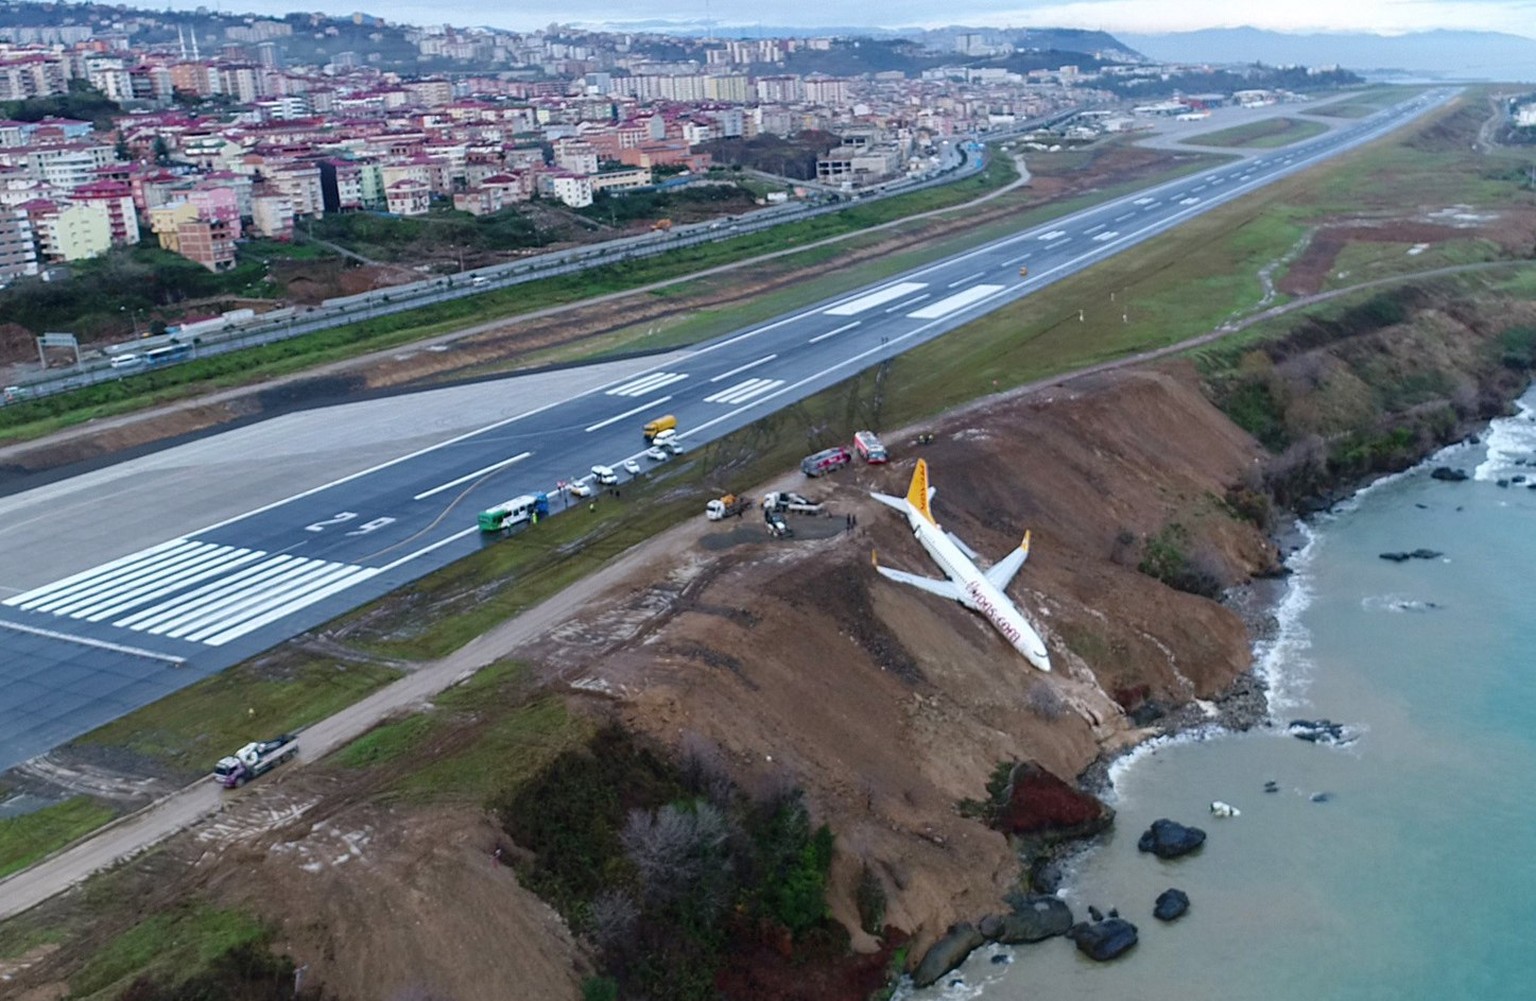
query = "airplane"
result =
(870, 459, 1052, 672)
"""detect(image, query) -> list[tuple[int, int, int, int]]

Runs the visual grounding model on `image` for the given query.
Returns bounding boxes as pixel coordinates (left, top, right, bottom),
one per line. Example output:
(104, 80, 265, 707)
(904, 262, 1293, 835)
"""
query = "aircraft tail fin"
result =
(906, 459, 937, 525)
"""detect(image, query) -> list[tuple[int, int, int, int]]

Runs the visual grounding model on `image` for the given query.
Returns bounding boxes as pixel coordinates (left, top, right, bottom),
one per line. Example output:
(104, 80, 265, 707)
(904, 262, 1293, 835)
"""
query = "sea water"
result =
(904, 388, 1536, 1001)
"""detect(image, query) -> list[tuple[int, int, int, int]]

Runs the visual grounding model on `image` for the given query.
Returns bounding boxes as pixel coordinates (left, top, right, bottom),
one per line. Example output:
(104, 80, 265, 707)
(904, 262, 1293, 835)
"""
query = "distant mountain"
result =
(1119, 27, 1536, 82)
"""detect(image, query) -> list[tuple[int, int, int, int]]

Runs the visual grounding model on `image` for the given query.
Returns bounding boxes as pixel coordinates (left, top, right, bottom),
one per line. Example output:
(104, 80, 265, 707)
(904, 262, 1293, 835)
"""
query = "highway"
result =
(0, 90, 1453, 773)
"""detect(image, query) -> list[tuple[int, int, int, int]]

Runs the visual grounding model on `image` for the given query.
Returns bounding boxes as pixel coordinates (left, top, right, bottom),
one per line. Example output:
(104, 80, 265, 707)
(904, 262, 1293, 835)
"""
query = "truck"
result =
(801, 446, 852, 478)
(853, 430, 888, 464)
(652, 218, 674, 231)
(643, 414, 678, 442)
(478, 492, 550, 532)
(212, 734, 298, 788)
(706, 493, 751, 520)
(762, 491, 824, 515)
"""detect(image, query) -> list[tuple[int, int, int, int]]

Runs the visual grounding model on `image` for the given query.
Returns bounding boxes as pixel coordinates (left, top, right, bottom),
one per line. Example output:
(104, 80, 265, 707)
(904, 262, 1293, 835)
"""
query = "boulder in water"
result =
(1137, 818, 1207, 859)
(994, 895, 1073, 943)
(1069, 917, 1139, 961)
(1430, 467, 1469, 482)
(1154, 888, 1190, 921)
(913, 924, 986, 988)
(1288, 719, 1354, 745)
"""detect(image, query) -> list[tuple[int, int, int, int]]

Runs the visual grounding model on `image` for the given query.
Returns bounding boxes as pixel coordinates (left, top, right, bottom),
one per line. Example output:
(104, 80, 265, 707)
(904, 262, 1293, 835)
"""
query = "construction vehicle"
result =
(766, 510, 793, 538)
(706, 493, 751, 520)
(643, 414, 678, 442)
(212, 734, 298, 788)
(762, 491, 824, 515)
(652, 218, 674, 232)
(853, 430, 888, 464)
(478, 493, 549, 532)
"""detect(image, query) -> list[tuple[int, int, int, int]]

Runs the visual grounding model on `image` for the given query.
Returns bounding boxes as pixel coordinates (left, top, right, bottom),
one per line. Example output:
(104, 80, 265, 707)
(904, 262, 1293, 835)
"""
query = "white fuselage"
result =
(903, 508, 1051, 670)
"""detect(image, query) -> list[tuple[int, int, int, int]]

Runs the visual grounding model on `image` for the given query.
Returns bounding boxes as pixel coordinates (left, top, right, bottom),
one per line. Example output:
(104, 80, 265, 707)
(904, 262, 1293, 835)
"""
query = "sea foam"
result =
(1474, 393, 1536, 481)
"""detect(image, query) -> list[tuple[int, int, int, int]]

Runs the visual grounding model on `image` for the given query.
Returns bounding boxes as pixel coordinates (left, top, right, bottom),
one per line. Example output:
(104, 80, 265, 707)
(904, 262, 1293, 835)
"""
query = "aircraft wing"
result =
(983, 531, 1031, 593)
(875, 565, 965, 602)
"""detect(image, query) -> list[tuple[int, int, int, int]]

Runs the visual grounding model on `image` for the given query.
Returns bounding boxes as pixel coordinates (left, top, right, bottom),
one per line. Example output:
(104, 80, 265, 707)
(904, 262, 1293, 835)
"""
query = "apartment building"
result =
(71, 179, 140, 245)
(25, 199, 112, 262)
(0, 206, 39, 283)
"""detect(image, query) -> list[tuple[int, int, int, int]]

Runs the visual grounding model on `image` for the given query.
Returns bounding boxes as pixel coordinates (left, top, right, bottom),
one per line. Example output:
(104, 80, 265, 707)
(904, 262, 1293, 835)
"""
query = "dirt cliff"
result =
(525, 364, 1278, 958)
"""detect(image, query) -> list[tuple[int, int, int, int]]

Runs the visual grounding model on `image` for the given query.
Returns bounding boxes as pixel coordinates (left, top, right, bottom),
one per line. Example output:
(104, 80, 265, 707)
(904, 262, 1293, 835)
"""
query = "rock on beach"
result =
(1137, 818, 1207, 859)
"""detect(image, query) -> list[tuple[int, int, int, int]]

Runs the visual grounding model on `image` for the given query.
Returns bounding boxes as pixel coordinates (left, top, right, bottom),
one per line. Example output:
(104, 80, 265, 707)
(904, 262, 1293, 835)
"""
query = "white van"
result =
(651, 428, 678, 450)
(110, 353, 143, 369)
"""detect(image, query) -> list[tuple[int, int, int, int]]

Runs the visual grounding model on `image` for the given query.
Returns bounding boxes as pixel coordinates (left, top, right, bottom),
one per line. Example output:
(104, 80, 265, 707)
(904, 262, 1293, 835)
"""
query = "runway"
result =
(0, 90, 1454, 772)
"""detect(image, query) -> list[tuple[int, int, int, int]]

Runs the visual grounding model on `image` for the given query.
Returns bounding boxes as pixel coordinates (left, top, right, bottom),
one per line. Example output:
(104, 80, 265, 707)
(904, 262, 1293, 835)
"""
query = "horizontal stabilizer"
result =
(870, 491, 907, 513)
(875, 565, 964, 602)
(983, 530, 1032, 593)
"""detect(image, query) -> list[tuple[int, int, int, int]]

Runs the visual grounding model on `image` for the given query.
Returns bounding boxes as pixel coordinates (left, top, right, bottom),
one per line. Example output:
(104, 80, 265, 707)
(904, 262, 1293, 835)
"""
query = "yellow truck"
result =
(643, 414, 678, 442)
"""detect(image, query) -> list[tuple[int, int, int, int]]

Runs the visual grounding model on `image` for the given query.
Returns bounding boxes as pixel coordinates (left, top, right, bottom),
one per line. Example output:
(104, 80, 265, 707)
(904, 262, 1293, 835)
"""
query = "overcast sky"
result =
(174, 0, 1536, 38)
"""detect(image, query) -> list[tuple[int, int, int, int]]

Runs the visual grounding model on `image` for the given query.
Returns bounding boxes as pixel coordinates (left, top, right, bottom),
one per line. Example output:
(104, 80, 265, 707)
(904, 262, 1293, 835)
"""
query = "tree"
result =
(114, 131, 130, 162)
(153, 135, 172, 165)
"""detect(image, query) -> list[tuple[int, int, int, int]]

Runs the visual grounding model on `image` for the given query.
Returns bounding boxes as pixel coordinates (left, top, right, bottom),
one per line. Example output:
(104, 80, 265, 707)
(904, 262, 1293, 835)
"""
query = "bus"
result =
(143, 343, 192, 366)
(478, 492, 550, 533)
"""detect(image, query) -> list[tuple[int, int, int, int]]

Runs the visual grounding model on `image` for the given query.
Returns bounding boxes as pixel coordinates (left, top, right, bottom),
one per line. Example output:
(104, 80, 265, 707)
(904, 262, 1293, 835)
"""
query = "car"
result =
(666, 441, 686, 455)
(591, 464, 618, 485)
(622, 459, 641, 475)
(646, 446, 668, 461)
(567, 480, 593, 498)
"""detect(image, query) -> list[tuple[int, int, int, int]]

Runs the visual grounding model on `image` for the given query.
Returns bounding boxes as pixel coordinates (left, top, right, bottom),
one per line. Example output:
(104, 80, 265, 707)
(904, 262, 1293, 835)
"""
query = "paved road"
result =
(0, 89, 1454, 773)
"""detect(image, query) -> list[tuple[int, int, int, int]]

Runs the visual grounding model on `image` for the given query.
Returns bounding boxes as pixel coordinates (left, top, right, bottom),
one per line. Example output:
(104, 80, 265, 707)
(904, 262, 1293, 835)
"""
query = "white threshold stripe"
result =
(30, 541, 216, 615)
(725, 381, 783, 404)
(44, 542, 238, 617)
(609, 371, 686, 396)
(84, 548, 265, 622)
(585, 395, 673, 433)
(909, 284, 1006, 320)
(113, 555, 293, 630)
(137, 556, 306, 634)
(885, 294, 930, 313)
(3, 539, 186, 608)
(201, 568, 383, 647)
(0, 618, 185, 664)
(185, 563, 368, 645)
(705, 378, 783, 404)
(709, 354, 777, 383)
(166, 561, 344, 641)
(808, 320, 860, 345)
(823, 281, 927, 316)
(413, 451, 532, 501)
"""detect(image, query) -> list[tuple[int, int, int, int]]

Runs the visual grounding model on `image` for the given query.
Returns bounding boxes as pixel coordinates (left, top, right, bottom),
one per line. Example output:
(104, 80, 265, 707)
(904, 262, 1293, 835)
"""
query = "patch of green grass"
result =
(329, 660, 590, 802)
(0, 798, 116, 879)
(400, 693, 585, 801)
(334, 713, 434, 768)
(1184, 117, 1331, 149)
(76, 659, 401, 777)
(70, 905, 267, 999)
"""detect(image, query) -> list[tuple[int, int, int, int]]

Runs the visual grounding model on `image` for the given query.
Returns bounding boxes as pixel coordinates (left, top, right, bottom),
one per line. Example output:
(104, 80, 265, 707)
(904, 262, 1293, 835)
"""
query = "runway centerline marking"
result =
(709, 354, 777, 382)
(414, 451, 532, 500)
(585, 396, 673, 433)
(808, 320, 861, 344)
